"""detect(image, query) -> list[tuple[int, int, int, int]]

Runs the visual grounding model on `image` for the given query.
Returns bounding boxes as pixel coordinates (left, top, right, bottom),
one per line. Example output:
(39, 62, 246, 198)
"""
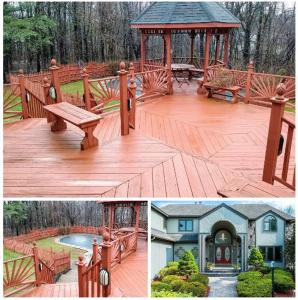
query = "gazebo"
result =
(131, 2, 240, 86)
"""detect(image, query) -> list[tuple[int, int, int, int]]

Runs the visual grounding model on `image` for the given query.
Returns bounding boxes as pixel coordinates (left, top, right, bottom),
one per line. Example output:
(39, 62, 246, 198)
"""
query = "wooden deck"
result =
(22, 239, 147, 298)
(4, 91, 295, 197)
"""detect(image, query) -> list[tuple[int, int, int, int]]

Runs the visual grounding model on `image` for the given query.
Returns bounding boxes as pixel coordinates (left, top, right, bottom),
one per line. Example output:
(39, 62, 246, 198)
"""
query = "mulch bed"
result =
(274, 290, 295, 297)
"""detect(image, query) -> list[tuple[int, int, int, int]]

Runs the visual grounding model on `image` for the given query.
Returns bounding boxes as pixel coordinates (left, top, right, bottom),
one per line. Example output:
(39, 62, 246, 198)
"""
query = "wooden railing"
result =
(263, 83, 295, 190)
(3, 83, 23, 122)
(3, 244, 55, 297)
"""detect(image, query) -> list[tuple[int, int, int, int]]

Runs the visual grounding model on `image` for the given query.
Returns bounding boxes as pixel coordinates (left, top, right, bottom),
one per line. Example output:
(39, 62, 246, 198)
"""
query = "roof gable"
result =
(131, 2, 240, 27)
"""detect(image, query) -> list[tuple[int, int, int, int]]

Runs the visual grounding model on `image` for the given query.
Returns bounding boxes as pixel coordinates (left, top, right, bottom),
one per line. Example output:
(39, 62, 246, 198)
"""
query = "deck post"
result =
(128, 63, 137, 129)
(49, 58, 63, 103)
(42, 77, 55, 123)
(140, 31, 148, 72)
(223, 31, 229, 66)
(245, 62, 254, 104)
(162, 36, 166, 66)
(263, 84, 288, 184)
(18, 69, 29, 119)
(118, 61, 129, 136)
(82, 68, 92, 111)
(214, 35, 220, 64)
(77, 256, 86, 297)
(164, 30, 173, 94)
(134, 202, 141, 250)
(32, 242, 41, 287)
(101, 234, 112, 297)
(93, 239, 98, 263)
(203, 30, 211, 83)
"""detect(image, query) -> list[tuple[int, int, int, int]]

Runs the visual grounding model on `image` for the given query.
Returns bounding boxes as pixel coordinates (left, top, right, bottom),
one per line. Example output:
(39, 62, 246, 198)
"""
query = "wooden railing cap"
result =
(271, 83, 289, 104)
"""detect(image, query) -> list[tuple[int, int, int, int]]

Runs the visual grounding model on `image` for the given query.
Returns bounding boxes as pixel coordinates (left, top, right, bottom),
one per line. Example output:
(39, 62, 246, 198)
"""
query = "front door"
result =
(215, 245, 231, 264)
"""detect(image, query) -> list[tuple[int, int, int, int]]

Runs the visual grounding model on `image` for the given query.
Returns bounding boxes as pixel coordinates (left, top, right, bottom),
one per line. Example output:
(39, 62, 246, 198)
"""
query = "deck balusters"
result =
(18, 69, 29, 119)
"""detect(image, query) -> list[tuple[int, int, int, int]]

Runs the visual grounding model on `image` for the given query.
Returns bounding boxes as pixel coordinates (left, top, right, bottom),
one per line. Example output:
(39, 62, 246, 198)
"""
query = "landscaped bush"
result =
(248, 247, 264, 269)
(151, 281, 171, 292)
(152, 290, 192, 297)
(170, 279, 186, 291)
(237, 278, 272, 297)
(159, 265, 179, 278)
(167, 261, 179, 268)
(178, 251, 198, 277)
(264, 269, 295, 292)
(238, 271, 263, 281)
(256, 265, 271, 274)
(188, 273, 209, 286)
(179, 281, 206, 297)
(161, 275, 181, 285)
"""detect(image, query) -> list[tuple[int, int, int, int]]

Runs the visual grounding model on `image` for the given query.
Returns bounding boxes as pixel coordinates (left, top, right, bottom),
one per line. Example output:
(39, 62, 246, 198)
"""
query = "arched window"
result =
(263, 215, 277, 232)
(215, 230, 231, 244)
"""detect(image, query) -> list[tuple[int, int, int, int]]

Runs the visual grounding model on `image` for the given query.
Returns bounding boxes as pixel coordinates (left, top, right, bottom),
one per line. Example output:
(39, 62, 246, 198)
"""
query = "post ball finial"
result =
(276, 83, 286, 97)
(78, 256, 84, 262)
(43, 76, 49, 84)
(51, 58, 57, 66)
(119, 61, 126, 71)
(102, 230, 110, 242)
(33, 241, 36, 246)
(18, 69, 24, 75)
(129, 62, 134, 68)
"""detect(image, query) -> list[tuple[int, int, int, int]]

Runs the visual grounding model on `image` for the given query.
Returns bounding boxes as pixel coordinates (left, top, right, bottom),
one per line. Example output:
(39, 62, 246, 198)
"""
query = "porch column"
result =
(241, 235, 245, 271)
(108, 204, 114, 241)
(164, 30, 173, 94)
(200, 234, 207, 272)
(140, 31, 148, 72)
(223, 31, 229, 66)
(190, 30, 196, 64)
(203, 30, 211, 82)
(214, 35, 220, 64)
(163, 36, 166, 66)
(101, 205, 105, 227)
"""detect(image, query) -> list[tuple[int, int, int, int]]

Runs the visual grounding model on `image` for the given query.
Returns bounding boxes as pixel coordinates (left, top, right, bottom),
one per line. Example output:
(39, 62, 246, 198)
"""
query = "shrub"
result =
(161, 275, 181, 285)
(256, 265, 271, 274)
(178, 251, 198, 277)
(179, 281, 206, 297)
(159, 266, 179, 278)
(151, 281, 171, 292)
(238, 271, 263, 282)
(237, 278, 272, 297)
(264, 269, 295, 292)
(248, 248, 264, 269)
(152, 290, 192, 297)
(167, 261, 179, 268)
(170, 279, 185, 291)
(188, 273, 209, 286)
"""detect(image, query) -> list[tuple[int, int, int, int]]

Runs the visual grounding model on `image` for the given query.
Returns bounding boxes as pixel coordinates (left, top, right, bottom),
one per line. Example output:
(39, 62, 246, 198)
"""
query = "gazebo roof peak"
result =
(131, 2, 240, 29)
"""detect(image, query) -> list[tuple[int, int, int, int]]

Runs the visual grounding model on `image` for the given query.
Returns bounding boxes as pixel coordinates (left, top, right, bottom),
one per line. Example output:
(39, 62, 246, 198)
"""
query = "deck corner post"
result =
(118, 61, 129, 136)
(245, 61, 254, 104)
(203, 31, 211, 83)
(140, 31, 148, 72)
(223, 30, 230, 66)
(164, 30, 173, 95)
(18, 69, 29, 119)
(82, 68, 92, 111)
(101, 238, 112, 297)
(262, 83, 288, 184)
(42, 77, 54, 123)
(49, 58, 63, 103)
(32, 242, 41, 287)
(128, 62, 137, 129)
(77, 256, 86, 297)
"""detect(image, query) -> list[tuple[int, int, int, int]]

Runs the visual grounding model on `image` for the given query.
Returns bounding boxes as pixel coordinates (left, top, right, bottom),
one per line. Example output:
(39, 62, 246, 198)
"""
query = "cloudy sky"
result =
(153, 199, 295, 216)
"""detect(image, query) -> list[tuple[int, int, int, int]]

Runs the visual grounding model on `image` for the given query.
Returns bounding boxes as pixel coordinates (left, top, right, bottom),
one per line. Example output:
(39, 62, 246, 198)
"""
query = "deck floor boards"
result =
(4, 91, 295, 197)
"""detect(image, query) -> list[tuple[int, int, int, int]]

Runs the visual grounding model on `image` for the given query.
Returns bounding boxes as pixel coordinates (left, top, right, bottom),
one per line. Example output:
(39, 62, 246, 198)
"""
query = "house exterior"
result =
(151, 203, 294, 278)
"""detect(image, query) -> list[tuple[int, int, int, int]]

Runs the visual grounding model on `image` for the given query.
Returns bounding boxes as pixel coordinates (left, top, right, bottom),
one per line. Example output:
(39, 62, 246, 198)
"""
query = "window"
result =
(178, 219, 193, 232)
(263, 215, 277, 232)
(259, 246, 282, 262)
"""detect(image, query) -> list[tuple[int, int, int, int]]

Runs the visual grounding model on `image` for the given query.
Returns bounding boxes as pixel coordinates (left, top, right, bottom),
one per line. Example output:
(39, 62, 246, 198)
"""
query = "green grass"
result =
(61, 80, 84, 96)
(4, 248, 24, 261)
(35, 237, 86, 260)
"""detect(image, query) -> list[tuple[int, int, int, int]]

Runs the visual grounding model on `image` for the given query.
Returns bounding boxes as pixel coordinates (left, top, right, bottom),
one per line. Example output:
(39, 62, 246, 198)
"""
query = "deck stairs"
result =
(202, 266, 239, 277)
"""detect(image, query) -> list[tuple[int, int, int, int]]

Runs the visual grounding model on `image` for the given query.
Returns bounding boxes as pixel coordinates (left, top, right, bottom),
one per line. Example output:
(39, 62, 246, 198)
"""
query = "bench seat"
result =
(203, 82, 241, 103)
(44, 102, 102, 150)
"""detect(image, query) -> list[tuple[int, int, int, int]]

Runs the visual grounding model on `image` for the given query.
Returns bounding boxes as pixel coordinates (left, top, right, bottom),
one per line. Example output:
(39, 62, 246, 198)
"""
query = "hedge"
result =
(159, 266, 179, 278)
(161, 275, 181, 285)
(188, 273, 209, 286)
(237, 278, 272, 297)
(179, 281, 206, 297)
(152, 290, 193, 297)
(171, 279, 186, 292)
(238, 271, 263, 281)
(151, 281, 172, 292)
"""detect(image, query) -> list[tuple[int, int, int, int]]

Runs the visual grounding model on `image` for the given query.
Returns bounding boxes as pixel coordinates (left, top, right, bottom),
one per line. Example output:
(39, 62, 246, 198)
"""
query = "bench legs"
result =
(81, 126, 98, 150)
(206, 88, 213, 98)
(51, 116, 67, 132)
(231, 91, 238, 104)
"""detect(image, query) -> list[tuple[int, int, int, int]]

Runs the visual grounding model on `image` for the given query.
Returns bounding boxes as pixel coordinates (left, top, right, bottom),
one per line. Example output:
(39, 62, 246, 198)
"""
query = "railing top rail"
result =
(88, 75, 119, 83)
(252, 72, 295, 79)
(282, 116, 296, 128)
(4, 254, 34, 263)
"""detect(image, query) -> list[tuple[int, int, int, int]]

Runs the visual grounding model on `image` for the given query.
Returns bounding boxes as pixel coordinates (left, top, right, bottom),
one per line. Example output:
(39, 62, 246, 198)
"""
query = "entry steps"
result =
(202, 266, 239, 277)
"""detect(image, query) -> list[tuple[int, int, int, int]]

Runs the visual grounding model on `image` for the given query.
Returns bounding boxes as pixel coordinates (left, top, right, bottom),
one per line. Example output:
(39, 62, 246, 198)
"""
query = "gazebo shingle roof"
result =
(131, 2, 240, 27)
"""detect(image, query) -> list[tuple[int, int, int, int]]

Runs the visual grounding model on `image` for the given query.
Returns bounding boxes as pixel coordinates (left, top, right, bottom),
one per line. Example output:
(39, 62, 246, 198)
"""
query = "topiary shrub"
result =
(178, 251, 198, 277)
(238, 271, 263, 282)
(248, 247, 264, 269)
(237, 278, 272, 297)
(256, 265, 271, 274)
(167, 261, 179, 268)
(161, 275, 181, 285)
(151, 281, 171, 292)
(170, 279, 185, 292)
(159, 265, 179, 278)
(179, 281, 206, 297)
(188, 273, 209, 286)
(152, 290, 193, 297)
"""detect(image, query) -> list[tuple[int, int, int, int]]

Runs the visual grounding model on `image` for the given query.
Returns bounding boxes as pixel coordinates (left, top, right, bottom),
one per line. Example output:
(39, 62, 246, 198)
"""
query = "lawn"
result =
(35, 237, 86, 260)
(61, 80, 84, 95)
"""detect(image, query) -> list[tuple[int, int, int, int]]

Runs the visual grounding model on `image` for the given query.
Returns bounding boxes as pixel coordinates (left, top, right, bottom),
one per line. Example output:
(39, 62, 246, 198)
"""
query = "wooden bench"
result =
(218, 178, 295, 198)
(203, 82, 241, 103)
(44, 102, 102, 150)
(189, 68, 203, 80)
